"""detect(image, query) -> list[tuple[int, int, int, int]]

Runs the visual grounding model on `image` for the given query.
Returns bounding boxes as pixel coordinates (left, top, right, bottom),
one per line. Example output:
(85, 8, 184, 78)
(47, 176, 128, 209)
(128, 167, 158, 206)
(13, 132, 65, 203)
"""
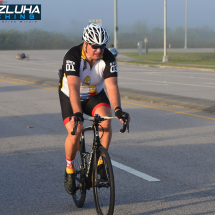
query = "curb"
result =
(118, 88, 215, 115)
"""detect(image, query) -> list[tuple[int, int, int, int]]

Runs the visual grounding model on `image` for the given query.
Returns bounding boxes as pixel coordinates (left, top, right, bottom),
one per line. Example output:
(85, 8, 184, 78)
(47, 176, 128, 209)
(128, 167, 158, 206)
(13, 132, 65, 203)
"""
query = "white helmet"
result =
(83, 23, 109, 45)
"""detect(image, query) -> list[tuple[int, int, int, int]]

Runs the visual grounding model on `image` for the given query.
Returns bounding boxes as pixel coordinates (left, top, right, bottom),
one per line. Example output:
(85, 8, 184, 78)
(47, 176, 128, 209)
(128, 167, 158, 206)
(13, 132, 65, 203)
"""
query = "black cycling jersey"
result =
(59, 43, 117, 100)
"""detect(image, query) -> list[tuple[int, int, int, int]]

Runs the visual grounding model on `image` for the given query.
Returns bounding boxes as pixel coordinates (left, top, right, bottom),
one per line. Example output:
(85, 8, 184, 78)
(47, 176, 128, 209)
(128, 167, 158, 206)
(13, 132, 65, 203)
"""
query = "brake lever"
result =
(127, 120, 129, 133)
(120, 118, 129, 133)
(71, 120, 78, 135)
(120, 123, 126, 133)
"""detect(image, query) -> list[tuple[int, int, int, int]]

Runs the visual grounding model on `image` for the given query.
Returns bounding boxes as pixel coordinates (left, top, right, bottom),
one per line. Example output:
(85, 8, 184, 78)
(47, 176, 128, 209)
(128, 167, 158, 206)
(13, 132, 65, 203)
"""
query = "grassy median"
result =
(120, 52, 215, 67)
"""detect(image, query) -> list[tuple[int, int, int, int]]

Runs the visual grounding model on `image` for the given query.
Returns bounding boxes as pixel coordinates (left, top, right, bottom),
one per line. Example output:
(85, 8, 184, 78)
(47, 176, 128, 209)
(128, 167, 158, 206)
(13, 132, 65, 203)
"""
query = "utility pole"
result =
(114, 0, 118, 49)
(163, 0, 168, 62)
(184, 0, 188, 49)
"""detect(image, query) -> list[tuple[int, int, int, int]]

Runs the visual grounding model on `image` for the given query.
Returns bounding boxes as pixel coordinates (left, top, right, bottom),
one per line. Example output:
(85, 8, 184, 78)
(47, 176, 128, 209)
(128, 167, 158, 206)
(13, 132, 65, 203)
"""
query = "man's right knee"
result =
(66, 133, 80, 151)
(65, 121, 83, 134)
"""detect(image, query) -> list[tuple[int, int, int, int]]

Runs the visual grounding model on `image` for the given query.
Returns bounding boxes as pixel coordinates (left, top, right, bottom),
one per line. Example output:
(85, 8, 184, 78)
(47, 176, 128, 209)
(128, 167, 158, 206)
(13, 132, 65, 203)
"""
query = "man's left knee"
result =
(101, 120, 111, 131)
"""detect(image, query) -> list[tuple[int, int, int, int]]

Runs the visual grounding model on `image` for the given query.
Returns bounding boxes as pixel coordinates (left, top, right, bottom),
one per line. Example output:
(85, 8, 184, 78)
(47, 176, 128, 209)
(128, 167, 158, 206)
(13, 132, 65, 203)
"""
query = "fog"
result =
(1, 0, 215, 35)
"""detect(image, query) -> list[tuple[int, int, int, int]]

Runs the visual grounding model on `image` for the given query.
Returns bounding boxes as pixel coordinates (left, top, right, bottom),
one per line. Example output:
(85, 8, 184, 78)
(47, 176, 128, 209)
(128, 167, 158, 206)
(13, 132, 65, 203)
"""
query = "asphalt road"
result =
(1, 78, 215, 214)
(1, 50, 215, 214)
(1, 50, 215, 114)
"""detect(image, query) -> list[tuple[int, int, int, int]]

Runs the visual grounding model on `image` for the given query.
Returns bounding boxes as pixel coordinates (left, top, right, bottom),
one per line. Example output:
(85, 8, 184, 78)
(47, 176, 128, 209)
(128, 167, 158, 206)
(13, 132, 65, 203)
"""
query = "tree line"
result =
(1, 24, 215, 50)
(114, 22, 215, 48)
(0, 29, 80, 50)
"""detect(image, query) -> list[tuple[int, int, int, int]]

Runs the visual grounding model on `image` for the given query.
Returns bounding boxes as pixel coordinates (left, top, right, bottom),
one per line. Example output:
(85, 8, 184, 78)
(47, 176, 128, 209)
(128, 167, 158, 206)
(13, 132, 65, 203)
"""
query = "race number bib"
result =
(66, 60, 76, 71)
(110, 61, 117, 73)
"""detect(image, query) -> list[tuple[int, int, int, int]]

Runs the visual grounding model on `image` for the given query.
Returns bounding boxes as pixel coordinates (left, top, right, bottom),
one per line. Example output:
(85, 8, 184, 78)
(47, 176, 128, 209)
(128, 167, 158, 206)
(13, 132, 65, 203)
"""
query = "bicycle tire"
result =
(93, 146, 115, 215)
(72, 141, 86, 208)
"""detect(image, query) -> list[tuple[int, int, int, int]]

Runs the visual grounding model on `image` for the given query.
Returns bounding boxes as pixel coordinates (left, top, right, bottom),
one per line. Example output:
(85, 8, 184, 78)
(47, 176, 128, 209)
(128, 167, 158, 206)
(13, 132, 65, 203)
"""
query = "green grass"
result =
(121, 52, 215, 66)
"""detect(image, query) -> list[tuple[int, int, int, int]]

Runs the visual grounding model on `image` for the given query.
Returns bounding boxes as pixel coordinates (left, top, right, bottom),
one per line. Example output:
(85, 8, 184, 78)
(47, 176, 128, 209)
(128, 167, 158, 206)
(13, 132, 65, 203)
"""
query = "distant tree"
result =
(0, 29, 78, 50)
(1, 24, 215, 50)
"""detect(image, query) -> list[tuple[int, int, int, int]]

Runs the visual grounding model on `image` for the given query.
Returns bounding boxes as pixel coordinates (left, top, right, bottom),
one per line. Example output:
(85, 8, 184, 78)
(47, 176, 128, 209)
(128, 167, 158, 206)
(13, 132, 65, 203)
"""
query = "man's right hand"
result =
(70, 112, 84, 128)
(70, 112, 84, 135)
(73, 112, 84, 122)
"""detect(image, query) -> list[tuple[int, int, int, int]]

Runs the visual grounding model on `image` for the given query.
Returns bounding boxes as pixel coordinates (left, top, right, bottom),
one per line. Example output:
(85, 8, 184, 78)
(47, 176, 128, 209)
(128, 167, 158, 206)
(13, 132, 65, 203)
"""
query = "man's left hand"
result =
(115, 108, 130, 124)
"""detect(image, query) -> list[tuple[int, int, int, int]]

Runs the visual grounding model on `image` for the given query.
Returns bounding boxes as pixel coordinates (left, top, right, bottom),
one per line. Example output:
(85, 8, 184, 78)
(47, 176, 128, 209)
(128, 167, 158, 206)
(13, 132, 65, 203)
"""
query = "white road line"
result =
(121, 71, 215, 81)
(119, 83, 169, 85)
(120, 68, 215, 76)
(119, 77, 215, 89)
(120, 67, 161, 72)
(1, 64, 56, 73)
(111, 160, 160, 182)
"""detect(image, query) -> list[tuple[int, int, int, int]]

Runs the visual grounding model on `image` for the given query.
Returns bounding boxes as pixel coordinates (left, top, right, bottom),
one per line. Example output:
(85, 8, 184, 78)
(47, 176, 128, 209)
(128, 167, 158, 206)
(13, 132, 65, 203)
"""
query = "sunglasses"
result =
(90, 44, 106, 50)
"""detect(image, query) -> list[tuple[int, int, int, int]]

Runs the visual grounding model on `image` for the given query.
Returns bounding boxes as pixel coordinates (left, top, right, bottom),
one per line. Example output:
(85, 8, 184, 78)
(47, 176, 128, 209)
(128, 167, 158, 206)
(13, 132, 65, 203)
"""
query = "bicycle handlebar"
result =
(85, 116, 129, 133)
(86, 116, 117, 121)
(71, 115, 129, 135)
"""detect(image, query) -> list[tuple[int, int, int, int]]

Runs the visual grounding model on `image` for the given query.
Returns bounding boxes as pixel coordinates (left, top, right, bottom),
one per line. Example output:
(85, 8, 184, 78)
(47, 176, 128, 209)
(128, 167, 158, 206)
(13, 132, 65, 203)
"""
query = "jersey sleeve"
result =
(63, 48, 81, 77)
(103, 49, 118, 79)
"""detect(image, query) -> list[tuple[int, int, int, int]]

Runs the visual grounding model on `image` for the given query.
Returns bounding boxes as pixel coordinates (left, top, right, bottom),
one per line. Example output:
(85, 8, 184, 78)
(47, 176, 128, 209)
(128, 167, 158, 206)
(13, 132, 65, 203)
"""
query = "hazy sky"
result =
(1, 0, 214, 33)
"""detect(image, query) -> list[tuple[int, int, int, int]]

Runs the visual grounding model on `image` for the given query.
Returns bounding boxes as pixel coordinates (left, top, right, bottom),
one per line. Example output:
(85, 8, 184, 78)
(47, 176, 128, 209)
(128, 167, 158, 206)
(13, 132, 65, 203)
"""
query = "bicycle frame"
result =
(79, 118, 103, 189)
(73, 115, 128, 190)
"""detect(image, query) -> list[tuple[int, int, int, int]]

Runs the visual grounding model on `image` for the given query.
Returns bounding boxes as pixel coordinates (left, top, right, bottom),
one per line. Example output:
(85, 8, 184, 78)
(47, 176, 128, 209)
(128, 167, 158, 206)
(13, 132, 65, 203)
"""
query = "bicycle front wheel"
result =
(93, 146, 115, 215)
(72, 143, 86, 208)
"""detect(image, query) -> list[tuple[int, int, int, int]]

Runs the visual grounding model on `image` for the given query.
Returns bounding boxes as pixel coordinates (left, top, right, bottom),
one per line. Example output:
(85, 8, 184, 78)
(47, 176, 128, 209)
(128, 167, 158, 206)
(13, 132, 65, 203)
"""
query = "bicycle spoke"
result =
(72, 147, 86, 208)
(96, 158, 111, 213)
(93, 147, 115, 215)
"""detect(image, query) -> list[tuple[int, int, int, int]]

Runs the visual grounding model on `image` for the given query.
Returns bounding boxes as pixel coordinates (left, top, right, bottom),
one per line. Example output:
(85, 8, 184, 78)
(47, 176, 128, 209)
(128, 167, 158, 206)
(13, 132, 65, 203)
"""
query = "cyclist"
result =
(20, 53, 27, 59)
(58, 23, 130, 195)
(108, 44, 118, 58)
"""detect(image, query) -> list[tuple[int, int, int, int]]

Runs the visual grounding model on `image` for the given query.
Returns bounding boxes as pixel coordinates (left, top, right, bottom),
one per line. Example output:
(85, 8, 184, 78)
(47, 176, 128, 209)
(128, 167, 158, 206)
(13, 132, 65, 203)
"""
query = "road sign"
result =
(89, 19, 102, 26)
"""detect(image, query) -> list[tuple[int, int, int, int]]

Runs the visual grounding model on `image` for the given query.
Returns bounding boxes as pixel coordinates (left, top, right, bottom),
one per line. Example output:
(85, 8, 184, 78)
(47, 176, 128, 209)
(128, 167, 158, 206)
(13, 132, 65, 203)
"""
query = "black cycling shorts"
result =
(59, 89, 111, 125)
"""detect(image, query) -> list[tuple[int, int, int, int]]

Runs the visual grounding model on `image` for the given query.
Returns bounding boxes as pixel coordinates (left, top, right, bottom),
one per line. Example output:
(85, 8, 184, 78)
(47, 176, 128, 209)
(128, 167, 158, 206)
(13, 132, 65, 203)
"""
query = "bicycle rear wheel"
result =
(93, 146, 115, 215)
(72, 142, 86, 208)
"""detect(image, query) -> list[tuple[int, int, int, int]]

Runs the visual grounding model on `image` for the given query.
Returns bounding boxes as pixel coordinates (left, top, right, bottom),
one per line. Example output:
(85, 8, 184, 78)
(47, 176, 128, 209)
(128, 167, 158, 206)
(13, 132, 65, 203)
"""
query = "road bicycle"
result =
(71, 114, 129, 215)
